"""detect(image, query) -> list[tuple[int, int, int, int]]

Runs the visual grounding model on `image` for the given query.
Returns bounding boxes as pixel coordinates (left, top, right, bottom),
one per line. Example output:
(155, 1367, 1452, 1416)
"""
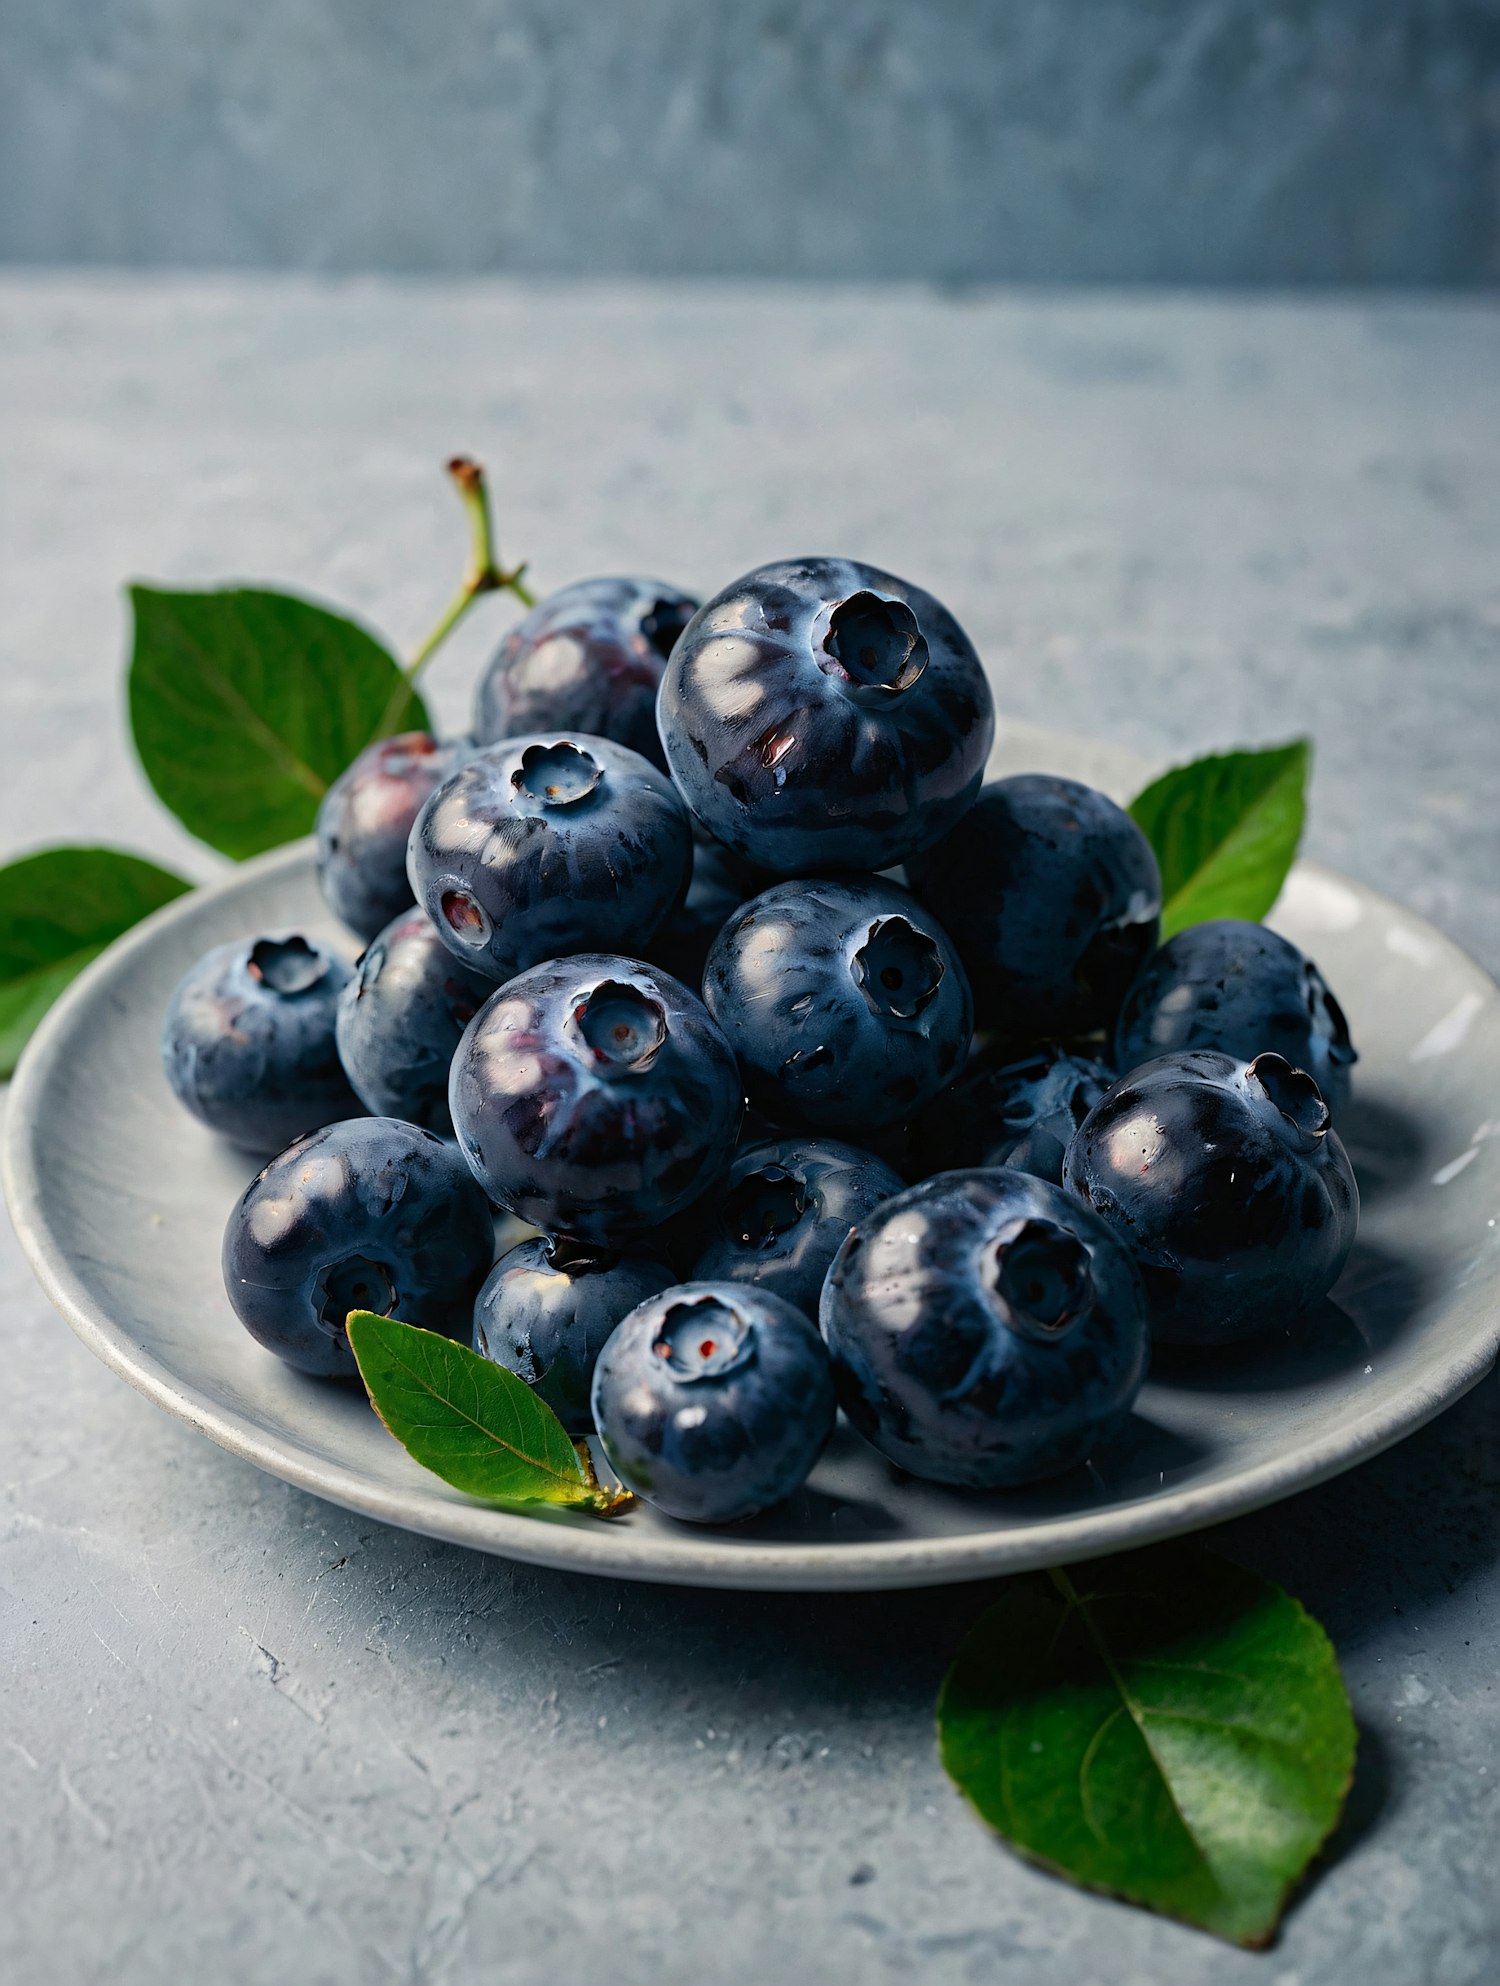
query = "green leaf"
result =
(0, 845, 192, 1077)
(937, 1546, 1356, 1948)
(128, 585, 429, 859)
(1128, 741, 1310, 938)
(346, 1312, 633, 1516)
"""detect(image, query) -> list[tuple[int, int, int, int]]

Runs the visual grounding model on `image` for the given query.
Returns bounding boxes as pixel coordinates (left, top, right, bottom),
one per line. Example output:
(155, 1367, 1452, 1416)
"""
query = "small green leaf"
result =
(347, 1312, 633, 1516)
(937, 1546, 1356, 1948)
(0, 845, 192, 1077)
(1129, 741, 1310, 937)
(128, 585, 429, 859)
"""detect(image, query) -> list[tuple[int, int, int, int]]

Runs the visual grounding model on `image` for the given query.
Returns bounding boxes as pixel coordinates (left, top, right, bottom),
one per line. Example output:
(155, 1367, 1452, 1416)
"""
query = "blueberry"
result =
(335, 909, 495, 1135)
(449, 955, 742, 1243)
(657, 557, 994, 874)
(644, 823, 767, 993)
(472, 1237, 675, 1433)
(591, 1281, 837, 1522)
(689, 1136, 906, 1317)
(474, 577, 698, 772)
(162, 933, 362, 1153)
(906, 775, 1162, 1041)
(1062, 1048, 1359, 1346)
(408, 733, 692, 983)
(1114, 919, 1357, 1113)
(703, 877, 973, 1133)
(820, 1169, 1149, 1488)
(222, 1117, 495, 1377)
(911, 1042, 1117, 1185)
(316, 732, 472, 941)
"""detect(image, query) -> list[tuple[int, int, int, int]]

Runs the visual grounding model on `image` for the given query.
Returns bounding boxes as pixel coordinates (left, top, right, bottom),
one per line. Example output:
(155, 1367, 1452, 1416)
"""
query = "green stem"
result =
(371, 456, 535, 740)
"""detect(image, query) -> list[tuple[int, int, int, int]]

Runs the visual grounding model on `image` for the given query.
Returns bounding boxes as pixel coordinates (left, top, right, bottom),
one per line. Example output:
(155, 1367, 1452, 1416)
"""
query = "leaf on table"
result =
(0, 845, 192, 1077)
(1128, 741, 1310, 937)
(346, 1312, 634, 1516)
(127, 585, 429, 860)
(936, 1545, 1356, 1947)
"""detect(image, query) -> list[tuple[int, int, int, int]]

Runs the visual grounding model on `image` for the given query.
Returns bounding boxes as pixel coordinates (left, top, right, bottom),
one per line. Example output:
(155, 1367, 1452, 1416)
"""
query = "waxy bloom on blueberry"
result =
(335, 908, 494, 1135)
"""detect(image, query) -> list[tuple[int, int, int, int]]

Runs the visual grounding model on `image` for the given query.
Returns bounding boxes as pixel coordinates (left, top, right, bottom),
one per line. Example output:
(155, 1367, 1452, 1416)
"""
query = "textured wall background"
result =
(2, 0, 1499, 282)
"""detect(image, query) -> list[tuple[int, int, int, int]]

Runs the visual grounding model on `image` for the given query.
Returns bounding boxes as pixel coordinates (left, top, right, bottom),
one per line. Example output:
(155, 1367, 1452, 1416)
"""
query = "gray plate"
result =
(5, 726, 1499, 1590)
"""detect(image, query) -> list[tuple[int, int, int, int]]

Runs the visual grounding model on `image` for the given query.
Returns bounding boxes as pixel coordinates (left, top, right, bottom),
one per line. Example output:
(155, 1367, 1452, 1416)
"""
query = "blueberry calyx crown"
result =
(721, 1165, 807, 1249)
(822, 592, 929, 704)
(651, 1295, 756, 1379)
(987, 1217, 1094, 1342)
(317, 1254, 398, 1332)
(639, 596, 696, 661)
(570, 979, 668, 1073)
(511, 740, 603, 807)
(247, 935, 330, 997)
(851, 916, 944, 1021)
(1248, 1051, 1330, 1144)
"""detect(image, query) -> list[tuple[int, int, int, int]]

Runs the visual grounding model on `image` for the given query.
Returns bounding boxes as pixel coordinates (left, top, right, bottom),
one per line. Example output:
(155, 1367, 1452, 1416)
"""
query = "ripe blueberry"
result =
(657, 557, 994, 874)
(474, 577, 697, 771)
(1062, 1048, 1359, 1345)
(449, 955, 742, 1243)
(591, 1281, 837, 1522)
(820, 1170, 1149, 1488)
(316, 731, 471, 941)
(1114, 919, 1357, 1113)
(408, 733, 692, 983)
(222, 1117, 495, 1377)
(162, 933, 361, 1153)
(907, 775, 1161, 1041)
(335, 909, 494, 1135)
(703, 877, 973, 1133)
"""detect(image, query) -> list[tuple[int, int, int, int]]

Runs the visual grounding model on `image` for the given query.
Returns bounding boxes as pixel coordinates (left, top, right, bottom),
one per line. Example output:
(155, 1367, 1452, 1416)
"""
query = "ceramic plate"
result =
(5, 726, 1499, 1590)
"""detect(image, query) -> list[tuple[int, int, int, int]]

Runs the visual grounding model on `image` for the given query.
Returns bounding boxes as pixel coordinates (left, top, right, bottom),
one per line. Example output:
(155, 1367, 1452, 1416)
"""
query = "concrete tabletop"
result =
(2, 275, 1498, 1985)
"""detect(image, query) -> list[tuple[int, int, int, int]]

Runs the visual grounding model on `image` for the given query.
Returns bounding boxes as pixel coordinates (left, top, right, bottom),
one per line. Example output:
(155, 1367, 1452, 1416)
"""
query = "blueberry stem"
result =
(371, 457, 536, 739)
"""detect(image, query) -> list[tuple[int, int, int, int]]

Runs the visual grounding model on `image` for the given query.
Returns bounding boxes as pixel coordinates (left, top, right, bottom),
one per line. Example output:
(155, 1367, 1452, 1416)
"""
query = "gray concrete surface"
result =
(2, 3, 1499, 283)
(2, 275, 1499, 1983)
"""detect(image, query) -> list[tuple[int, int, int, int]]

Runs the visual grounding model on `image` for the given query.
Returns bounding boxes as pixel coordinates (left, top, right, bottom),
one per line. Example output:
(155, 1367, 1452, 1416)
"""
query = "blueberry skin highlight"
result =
(690, 1136, 906, 1317)
(1062, 1048, 1359, 1346)
(472, 1237, 676, 1433)
(907, 775, 1162, 1041)
(1114, 919, 1357, 1114)
(449, 955, 743, 1244)
(335, 909, 495, 1135)
(911, 1042, 1117, 1185)
(162, 933, 362, 1154)
(820, 1169, 1149, 1489)
(408, 732, 693, 983)
(591, 1281, 837, 1522)
(222, 1117, 495, 1378)
(703, 876, 973, 1134)
(474, 577, 698, 772)
(316, 731, 472, 941)
(658, 556, 995, 875)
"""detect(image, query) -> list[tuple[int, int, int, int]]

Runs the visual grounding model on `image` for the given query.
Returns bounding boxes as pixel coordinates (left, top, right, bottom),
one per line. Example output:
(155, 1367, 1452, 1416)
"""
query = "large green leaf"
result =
(937, 1546, 1356, 1947)
(347, 1312, 633, 1515)
(1129, 741, 1309, 937)
(0, 845, 191, 1077)
(128, 585, 428, 859)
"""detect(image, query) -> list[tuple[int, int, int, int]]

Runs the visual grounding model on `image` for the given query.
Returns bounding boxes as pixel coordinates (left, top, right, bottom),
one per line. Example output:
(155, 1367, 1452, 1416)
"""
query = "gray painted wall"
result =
(2, 1, 1499, 282)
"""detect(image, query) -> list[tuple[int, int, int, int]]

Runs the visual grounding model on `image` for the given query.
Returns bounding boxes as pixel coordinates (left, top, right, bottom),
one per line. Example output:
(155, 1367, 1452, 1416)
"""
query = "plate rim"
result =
(5, 836, 1499, 1592)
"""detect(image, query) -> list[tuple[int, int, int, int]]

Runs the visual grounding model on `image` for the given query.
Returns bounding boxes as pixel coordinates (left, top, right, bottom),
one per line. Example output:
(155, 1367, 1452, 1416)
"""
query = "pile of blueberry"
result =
(163, 556, 1360, 1524)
